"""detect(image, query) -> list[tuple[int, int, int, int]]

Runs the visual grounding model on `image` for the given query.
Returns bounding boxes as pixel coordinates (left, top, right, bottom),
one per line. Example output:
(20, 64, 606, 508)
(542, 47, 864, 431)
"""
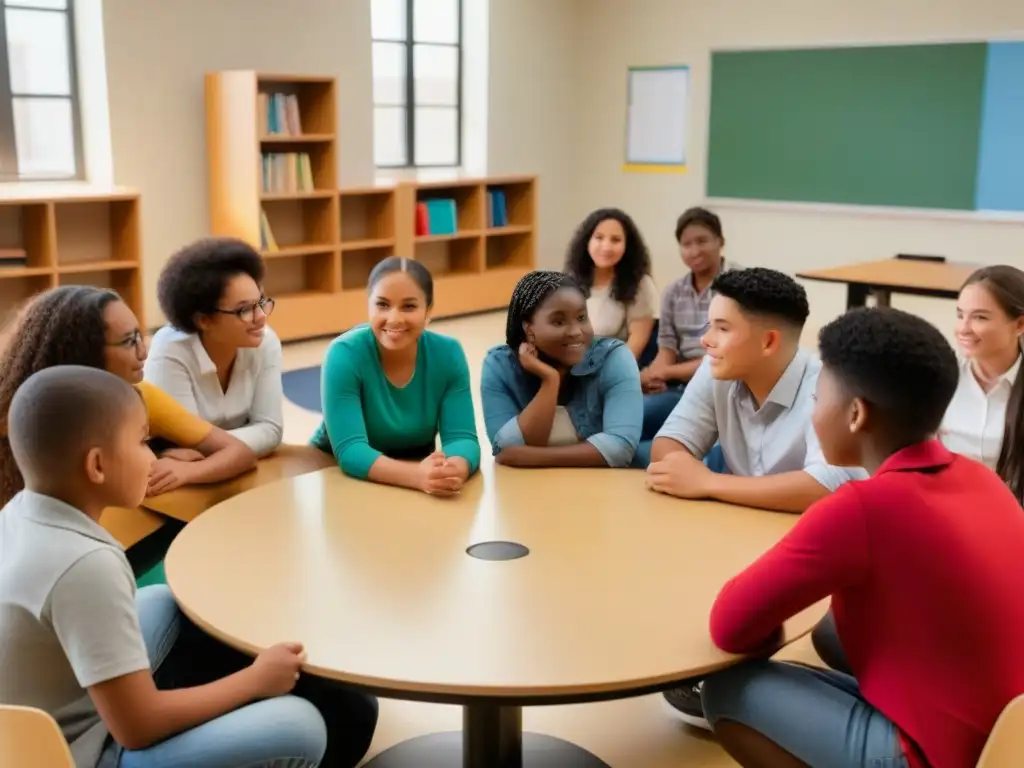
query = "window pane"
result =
(372, 42, 406, 105)
(414, 44, 457, 106)
(6, 8, 71, 95)
(13, 97, 76, 178)
(374, 106, 407, 166)
(6, 0, 67, 8)
(415, 107, 457, 166)
(370, 0, 406, 40)
(413, 0, 458, 44)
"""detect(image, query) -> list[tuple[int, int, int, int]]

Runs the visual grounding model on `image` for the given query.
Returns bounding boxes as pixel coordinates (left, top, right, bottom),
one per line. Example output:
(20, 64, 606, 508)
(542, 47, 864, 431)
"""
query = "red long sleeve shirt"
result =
(710, 441, 1024, 768)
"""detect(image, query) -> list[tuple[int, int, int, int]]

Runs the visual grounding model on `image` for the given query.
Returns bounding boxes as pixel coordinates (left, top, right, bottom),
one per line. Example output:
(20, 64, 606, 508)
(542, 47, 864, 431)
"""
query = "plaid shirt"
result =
(657, 260, 739, 360)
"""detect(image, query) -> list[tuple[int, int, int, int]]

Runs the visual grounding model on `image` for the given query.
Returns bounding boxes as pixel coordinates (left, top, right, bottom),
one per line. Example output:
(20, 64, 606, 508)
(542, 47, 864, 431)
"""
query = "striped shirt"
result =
(657, 260, 739, 360)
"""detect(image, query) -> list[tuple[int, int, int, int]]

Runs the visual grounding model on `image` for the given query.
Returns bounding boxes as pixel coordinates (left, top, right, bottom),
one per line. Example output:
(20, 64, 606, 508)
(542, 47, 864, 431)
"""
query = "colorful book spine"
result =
(260, 152, 315, 194)
(259, 209, 279, 252)
(423, 199, 457, 235)
(262, 93, 304, 136)
(487, 189, 508, 227)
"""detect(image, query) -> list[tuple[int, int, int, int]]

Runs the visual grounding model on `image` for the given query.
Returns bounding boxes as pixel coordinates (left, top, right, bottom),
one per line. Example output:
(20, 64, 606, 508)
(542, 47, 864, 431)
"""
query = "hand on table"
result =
(646, 451, 714, 499)
(250, 642, 307, 698)
(159, 447, 205, 463)
(147, 457, 196, 497)
(418, 451, 468, 497)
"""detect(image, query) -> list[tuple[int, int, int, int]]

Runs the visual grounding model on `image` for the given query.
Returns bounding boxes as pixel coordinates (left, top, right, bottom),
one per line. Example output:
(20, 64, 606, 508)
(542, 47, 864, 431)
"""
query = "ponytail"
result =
(997, 345, 1024, 504)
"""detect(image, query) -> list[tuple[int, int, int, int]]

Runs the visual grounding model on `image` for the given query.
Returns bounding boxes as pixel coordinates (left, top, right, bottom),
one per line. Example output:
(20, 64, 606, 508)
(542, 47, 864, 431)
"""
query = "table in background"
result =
(142, 443, 335, 523)
(798, 258, 977, 309)
(165, 464, 824, 768)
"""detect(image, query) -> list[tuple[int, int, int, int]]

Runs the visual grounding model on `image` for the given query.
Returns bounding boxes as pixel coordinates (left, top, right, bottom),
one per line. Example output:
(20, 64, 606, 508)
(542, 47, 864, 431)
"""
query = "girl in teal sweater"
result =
(310, 257, 480, 495)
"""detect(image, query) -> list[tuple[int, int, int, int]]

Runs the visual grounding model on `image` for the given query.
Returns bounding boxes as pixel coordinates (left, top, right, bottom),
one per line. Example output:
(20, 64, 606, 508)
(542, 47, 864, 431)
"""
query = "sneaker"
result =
(662, 681, 711, 731)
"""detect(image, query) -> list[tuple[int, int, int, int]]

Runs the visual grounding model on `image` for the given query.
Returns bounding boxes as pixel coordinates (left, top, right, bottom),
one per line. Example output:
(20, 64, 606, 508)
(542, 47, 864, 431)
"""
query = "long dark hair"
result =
(564, 208, 651, 304)
(962, 266, 1024, 502)
(0, 286, 120, 505)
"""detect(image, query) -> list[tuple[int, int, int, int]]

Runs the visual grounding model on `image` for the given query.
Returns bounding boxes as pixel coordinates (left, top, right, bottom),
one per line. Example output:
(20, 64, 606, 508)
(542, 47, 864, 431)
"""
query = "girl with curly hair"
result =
(0, 286, 257, 506)
(564, 207, 658, 363)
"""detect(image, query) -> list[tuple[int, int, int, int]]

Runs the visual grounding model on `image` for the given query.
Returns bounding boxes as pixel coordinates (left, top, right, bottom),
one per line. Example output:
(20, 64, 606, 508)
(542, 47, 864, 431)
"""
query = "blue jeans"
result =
(102, 586, 378, 768)
(702, 661, 908, 768)
(642, 385, 684, 441)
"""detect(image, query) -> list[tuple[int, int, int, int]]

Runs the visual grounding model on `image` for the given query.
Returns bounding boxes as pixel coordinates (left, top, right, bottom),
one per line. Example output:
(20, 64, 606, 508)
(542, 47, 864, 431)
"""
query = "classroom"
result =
(1, 0, 1024, 766)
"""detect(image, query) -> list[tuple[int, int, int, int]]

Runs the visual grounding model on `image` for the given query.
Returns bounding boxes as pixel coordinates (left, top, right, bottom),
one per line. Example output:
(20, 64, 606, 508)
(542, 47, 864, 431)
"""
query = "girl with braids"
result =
(563, 207, 658, 363)
(0, 286, 256, 506)
(939, 265, 1024, 502)
(480, 270, 645, 468)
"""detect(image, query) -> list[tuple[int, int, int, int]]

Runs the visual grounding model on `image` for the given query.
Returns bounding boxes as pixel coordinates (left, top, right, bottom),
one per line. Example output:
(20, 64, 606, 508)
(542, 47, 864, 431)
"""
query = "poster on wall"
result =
(623, 65, 690, 174)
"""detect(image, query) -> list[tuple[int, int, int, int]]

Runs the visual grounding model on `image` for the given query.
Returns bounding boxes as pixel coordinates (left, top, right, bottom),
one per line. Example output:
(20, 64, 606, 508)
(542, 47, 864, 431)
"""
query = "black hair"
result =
(961, 265, 1024, 502)
(0, 286, 125, 505)
(8, 365, 142, 492)
(818, 307, 958, 445)
(564, 208, 651, 304)
(505, 270, 582, 350)
(157, 237, 266, 333)
(711, 267, 809, 330)
(367, 256, 434, 307)
(674, 206, 724, 243)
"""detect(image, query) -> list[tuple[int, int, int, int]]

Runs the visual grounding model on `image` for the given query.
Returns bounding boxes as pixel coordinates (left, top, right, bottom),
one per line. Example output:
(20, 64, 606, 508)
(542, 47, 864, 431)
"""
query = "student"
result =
(0, 286, 256, 505)
(700, 307, 1024, 768)
(480, 270, 643, 468)
(311, 257, 480, 494)
(563, 207, 658, 361)
(145, 237, 283, 458)
(939, 265, 1024, 500)
(641, 207, 736, 438)
(647, 267, 863, 729)
(0, 366, 377, 767)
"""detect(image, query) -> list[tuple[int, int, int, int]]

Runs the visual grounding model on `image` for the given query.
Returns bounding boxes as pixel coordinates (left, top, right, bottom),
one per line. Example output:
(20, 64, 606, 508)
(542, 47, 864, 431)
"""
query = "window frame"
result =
(372, 0, 463, 169)
(0, 0, 85, 181)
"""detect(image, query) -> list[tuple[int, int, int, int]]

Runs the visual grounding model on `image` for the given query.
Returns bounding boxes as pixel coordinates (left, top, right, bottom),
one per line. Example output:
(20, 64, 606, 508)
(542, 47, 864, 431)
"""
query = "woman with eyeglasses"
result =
(0, 285, 257, 505)
(145, 237, 284, 457)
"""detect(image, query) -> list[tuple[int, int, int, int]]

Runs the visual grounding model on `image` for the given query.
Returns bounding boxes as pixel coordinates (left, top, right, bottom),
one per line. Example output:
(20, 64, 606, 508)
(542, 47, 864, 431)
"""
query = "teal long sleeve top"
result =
(310, 325, 481, 479)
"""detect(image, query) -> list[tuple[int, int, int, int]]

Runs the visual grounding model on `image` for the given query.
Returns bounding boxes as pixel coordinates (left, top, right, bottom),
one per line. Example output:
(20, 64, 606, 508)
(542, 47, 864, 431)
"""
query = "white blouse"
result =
(143, 326, 284, 457)
(939, 355, 1021, 470)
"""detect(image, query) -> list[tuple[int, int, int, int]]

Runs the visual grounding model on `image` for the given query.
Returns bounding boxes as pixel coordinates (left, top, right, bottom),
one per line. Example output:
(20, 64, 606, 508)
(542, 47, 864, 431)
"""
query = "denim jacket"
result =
(480, 338, 643, 467)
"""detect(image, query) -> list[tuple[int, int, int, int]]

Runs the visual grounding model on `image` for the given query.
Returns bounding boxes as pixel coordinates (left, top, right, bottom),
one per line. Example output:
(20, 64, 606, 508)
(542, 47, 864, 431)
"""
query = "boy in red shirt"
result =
(701, 307, 1024, 768)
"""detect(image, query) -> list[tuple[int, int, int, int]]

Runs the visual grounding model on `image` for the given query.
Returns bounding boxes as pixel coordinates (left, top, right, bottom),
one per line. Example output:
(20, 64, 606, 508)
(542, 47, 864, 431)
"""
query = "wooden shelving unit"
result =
(206, 69, 536, 340)
(0, 185, 143, 327)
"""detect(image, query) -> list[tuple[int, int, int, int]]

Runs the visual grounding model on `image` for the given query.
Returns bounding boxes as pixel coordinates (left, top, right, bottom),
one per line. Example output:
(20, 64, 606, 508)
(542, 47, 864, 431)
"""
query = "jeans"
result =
(101, 586, 378, 768)
(812, 609, 853, 675)
(702, 661, 908, 768)
(642, 386, 684, 441)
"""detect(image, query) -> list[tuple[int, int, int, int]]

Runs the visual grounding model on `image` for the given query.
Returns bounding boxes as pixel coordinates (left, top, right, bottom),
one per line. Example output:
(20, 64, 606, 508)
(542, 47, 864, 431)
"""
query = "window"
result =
(371, 0, 461, 168)
(0, 0, 82, 180)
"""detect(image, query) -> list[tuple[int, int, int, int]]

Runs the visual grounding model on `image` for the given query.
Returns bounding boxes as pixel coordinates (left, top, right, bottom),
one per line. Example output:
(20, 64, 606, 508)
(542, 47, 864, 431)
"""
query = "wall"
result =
(574, 0, 1024, 340)
(103, 0, 375, 326)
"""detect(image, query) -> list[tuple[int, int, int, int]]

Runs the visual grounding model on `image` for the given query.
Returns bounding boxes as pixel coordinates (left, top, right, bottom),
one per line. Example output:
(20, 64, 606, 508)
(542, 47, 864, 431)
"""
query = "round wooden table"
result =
(165, 463, 824, 768)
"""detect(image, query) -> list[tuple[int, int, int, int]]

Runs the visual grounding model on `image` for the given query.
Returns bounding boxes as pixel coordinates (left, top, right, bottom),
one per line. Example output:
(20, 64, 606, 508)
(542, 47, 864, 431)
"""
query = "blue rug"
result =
(283, 366, 322, 412)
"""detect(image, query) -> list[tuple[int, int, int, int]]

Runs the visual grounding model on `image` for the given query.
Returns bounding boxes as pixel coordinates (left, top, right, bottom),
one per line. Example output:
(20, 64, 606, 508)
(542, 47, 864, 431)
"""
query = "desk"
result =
(165, 465, 823, 768)
(798, 258, 977, 309)
(142, 444, 335, 523)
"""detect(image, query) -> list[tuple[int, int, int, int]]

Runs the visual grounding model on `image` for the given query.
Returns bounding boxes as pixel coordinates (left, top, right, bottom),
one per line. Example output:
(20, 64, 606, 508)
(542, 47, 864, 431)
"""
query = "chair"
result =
(0, 705, 74, 767)
(977, 694, 1024, 767)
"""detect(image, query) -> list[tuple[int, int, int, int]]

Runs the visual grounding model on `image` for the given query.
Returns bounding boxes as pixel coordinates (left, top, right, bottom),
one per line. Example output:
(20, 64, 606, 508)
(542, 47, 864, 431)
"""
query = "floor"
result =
(279, 310, 829, 767)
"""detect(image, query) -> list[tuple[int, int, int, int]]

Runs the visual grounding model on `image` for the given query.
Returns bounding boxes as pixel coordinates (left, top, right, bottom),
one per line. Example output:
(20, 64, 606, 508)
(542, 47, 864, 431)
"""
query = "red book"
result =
(415, 203, 429, 236)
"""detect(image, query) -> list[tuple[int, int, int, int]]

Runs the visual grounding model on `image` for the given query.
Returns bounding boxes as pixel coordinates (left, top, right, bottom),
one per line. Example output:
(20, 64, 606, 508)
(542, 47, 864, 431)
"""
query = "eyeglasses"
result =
(214, 296, 276, 324)
(106, 330, 146, 359)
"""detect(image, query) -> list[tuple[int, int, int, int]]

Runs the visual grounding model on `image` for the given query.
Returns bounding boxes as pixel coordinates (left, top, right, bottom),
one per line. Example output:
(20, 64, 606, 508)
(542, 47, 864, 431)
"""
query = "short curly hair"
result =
(564, 208, 651, 305)
(0, 285, 123, 505)
(157, 237, 265, 333)
(711, 267, 809, 330)
(818, 307, 958, 440)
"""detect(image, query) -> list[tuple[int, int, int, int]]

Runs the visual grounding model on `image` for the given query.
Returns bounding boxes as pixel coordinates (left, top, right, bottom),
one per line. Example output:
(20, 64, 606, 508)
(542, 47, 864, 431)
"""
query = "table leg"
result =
(846, 283, 870, 309)
(871, 289, 891, 308)
(363, 702, 610, 768)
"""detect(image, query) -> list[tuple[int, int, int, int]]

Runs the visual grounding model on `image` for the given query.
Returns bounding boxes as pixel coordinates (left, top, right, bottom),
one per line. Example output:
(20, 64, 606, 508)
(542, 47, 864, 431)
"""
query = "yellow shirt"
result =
(136, 381, 212, 448)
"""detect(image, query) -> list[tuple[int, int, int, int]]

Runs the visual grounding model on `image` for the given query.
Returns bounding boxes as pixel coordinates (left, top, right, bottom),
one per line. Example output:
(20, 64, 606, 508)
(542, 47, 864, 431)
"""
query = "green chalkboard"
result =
(706, 44, 988, 210)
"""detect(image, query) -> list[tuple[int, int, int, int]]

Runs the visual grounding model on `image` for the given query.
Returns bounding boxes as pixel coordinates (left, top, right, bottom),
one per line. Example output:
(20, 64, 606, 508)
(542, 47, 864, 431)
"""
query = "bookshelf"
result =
(0, 185, 143, 326)
(205, 69, 536, 340)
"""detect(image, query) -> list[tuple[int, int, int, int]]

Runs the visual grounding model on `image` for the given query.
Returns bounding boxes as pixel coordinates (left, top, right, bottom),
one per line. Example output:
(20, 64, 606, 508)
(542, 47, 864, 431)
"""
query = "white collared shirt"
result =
(143, 325, 284, 456)
(939, 355, 1021, 470)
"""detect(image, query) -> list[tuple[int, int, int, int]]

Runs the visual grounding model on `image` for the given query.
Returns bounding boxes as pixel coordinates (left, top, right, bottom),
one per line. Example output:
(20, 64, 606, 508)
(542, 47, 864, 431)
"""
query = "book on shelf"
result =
(260, 152, 315, 194)
(259, 208, 279, 252)
(417, 199, 458, 236)
(0, 247, 27, 267)
(259, 92, 303, 136)
(487, 189, 508, 227)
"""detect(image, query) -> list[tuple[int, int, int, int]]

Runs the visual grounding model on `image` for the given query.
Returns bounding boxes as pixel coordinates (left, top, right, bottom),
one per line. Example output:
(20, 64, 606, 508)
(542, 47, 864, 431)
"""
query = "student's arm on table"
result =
(709, 487, 868, 653)
(649, 358, 718, 463)
(55, 551, 305, 750)
(480, 351, 560, 451)
(436, 342, 481, 482)
(225, 330, 284, 457)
